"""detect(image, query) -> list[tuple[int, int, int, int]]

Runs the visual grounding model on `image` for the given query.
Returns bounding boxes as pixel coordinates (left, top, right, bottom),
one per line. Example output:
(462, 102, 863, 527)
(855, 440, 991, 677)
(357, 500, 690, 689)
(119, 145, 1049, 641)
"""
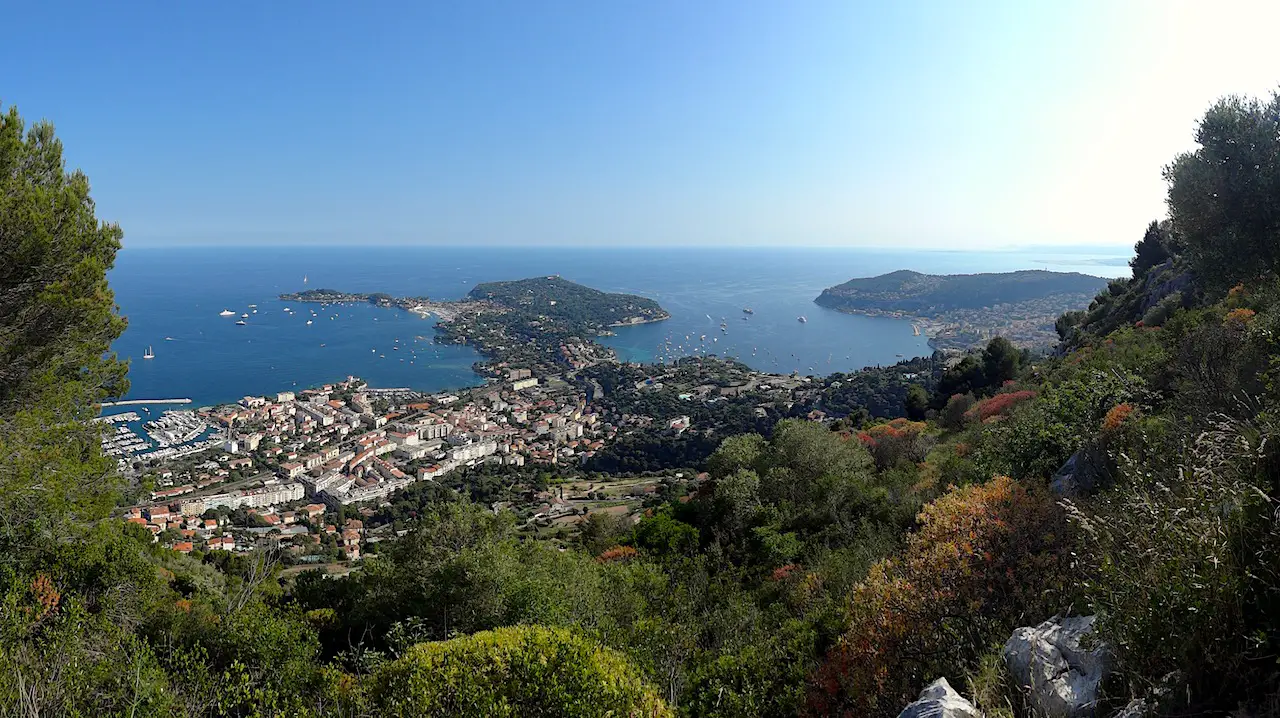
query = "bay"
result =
(107, 246, 1130, 408)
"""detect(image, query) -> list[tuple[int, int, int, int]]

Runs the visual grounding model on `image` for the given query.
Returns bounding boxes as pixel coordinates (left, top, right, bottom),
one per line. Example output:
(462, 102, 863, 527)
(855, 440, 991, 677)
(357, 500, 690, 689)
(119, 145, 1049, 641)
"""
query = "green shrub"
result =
(1140, 291, 1183, 327)
(1070, 413, 1280, 709)
(368, 625, 672, 717)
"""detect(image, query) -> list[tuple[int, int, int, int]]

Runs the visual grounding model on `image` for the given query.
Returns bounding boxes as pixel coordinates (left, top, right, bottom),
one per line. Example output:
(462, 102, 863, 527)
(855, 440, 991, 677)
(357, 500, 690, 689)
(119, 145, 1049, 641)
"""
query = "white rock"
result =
(1002, 615, 1110, 718)
(897, 677, 982, 718)
(1111, 698, 1147, 718)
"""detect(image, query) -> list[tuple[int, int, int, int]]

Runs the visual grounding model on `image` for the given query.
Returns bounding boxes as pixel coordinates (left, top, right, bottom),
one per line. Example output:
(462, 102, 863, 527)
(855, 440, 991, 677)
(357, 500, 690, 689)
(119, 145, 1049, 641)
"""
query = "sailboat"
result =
(303, 274, 308, 285)
(143, 345, 155, 359)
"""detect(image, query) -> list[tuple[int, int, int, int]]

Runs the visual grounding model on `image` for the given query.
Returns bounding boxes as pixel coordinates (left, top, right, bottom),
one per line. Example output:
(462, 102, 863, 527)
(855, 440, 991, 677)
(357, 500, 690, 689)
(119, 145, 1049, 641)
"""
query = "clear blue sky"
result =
(4, 1, 1278, 248)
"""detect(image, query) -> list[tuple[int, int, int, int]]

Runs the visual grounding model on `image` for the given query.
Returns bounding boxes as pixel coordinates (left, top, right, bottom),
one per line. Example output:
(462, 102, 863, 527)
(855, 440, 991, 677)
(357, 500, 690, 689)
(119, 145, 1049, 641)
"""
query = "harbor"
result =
(100, 397, 193, 407)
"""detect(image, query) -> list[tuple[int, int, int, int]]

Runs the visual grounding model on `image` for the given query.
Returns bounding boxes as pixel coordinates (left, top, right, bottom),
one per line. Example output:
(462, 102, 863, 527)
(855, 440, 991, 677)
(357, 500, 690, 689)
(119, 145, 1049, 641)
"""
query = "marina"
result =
(144, 410, 210, 447)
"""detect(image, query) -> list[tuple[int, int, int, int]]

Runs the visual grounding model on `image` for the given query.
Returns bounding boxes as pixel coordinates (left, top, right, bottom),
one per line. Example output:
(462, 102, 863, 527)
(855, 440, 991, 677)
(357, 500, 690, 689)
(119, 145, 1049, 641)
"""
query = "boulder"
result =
(897, 677, 982, 718)
(1050, 448, 1108, 497)
(1003, 615, 1110, 718)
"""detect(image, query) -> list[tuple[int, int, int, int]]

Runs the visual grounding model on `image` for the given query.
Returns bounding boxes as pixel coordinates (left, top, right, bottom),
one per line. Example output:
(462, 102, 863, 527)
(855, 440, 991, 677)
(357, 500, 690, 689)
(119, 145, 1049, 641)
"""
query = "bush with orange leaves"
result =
(806, 476, 1076, 717)
(27, 573, 61, 622)
(963, 390, 1037, 424)
(859, 418, 931, 470)
(1101, 403, 1136, 433)
(596, 545, 639, 563)
(1224, 307, 1256, 327)
(771, 563, 799, 582)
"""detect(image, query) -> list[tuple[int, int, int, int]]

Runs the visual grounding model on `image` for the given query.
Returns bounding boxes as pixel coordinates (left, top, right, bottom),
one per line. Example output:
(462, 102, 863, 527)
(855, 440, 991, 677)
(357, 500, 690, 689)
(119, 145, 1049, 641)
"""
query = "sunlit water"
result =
(107, 246, 1129, 409)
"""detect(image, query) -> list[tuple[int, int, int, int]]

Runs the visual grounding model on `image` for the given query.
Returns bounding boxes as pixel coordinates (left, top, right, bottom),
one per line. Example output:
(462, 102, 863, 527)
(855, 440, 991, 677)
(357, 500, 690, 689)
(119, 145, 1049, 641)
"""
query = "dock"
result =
(100, 398, 193, 408)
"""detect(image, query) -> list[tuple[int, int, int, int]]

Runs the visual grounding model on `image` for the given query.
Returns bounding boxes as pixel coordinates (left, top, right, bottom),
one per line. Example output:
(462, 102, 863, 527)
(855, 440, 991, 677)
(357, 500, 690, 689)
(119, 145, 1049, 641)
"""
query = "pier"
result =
(100, 398, 193, 408)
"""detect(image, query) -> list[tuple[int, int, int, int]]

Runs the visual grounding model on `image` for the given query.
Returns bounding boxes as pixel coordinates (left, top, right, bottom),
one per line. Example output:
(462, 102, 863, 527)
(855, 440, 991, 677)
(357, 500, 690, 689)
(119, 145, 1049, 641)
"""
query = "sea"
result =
(105, 246, 1130, 413)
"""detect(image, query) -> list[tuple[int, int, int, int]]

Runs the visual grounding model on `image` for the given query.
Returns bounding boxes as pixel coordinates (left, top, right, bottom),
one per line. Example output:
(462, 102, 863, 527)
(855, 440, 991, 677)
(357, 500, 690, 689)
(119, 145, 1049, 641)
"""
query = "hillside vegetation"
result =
(6, 93, 1280, 718)
(814, 269, 1107, 315)
(468, 275, 668, 331)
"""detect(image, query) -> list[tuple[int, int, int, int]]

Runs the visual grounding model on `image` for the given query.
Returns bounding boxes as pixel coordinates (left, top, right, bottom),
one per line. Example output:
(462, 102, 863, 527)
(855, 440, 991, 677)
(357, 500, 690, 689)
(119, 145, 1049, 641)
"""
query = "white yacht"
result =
(219, 309, 235, 316)
(142, 345, 155, 359)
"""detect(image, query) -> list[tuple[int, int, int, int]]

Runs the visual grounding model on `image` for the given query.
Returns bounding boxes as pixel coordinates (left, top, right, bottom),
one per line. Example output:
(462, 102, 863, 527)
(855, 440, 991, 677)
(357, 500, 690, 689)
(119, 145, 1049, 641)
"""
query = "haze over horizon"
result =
(6, 1, 1279, 250)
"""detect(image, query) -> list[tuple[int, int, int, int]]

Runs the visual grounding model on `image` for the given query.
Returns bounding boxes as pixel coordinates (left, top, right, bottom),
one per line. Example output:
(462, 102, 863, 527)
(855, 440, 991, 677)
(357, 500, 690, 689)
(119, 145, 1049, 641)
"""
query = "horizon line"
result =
(120, 242, 1133, 253)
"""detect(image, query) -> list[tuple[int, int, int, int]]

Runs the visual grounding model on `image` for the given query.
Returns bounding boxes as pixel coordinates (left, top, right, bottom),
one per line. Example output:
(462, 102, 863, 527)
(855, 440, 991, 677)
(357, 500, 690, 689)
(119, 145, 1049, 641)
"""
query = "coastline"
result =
(608, 313, 670, 328)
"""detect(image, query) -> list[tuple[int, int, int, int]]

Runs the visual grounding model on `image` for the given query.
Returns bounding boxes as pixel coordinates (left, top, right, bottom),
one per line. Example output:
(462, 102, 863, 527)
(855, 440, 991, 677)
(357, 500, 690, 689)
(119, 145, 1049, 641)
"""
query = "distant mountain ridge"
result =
(814, 269, 1107, 315)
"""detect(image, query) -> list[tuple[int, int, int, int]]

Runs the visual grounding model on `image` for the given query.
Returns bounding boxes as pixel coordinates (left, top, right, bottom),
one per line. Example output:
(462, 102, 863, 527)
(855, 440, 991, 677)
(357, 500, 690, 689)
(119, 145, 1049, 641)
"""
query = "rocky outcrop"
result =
(1137, 261, 1194, 315)
(1003, 615, 1110, 718)
(896, 677, 982, 718)
(1049, 448, 1109, 497)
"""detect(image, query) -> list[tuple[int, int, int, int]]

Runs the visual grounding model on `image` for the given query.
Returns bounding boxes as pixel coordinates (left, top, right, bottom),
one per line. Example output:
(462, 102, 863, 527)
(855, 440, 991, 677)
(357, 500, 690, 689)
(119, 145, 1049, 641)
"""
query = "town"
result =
(106, 276, 862, 569)
(108, 345, 839, 570)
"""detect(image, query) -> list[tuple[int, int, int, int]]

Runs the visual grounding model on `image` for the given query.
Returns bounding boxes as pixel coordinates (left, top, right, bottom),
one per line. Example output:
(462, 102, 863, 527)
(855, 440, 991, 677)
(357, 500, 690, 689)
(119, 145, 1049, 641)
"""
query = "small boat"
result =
(797, 316, 807, 323)
(235, 320, 246, 326)
(742, 308, 753, 314)
(164, 336, 173, 341)
(219, 309, 235, 316)
(305, 320, 313, 325)
(143, 345, 155, 359)
(248, 304, 257, 308)
(241, 313, 249, 318)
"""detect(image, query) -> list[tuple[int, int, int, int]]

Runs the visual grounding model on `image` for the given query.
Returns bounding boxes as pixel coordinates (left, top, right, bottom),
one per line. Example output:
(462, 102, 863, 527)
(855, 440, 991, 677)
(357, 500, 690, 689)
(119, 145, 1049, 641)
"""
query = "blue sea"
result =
(106, 246, 1130, 411)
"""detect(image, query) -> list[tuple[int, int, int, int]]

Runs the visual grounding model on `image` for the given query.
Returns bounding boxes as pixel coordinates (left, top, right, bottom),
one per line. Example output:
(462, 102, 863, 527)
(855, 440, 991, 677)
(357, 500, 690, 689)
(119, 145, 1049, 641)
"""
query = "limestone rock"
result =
(897, 677, 982, 718)
(1002, 615, 1110, 718)
(1050, 449, 1108, 496)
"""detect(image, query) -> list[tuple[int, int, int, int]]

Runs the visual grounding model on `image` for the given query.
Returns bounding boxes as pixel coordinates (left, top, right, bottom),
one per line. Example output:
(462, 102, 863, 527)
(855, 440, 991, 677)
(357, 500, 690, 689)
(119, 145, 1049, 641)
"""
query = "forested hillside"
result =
(6, 92, 1280, 718)
(814, 269, 1106, 314)
(468, 276, 668, 330)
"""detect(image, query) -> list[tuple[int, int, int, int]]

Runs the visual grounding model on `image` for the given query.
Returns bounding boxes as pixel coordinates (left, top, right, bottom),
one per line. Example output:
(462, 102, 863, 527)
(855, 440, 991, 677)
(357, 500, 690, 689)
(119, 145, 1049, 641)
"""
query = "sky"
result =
(4, 1, 1280, 249)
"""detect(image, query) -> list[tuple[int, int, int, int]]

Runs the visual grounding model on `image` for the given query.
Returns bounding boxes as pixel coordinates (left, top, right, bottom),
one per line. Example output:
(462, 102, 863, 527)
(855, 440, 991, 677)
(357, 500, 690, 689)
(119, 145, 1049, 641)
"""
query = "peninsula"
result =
(281, 276, 669, 378)
(814, 269, 1108, 350)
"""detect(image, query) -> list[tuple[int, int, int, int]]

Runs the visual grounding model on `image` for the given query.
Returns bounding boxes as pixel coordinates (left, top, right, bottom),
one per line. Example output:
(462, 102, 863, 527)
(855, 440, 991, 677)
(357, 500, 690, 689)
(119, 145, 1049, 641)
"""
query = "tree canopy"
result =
(1165, 93, 1280, 290)
(0, 104, 127, 558)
